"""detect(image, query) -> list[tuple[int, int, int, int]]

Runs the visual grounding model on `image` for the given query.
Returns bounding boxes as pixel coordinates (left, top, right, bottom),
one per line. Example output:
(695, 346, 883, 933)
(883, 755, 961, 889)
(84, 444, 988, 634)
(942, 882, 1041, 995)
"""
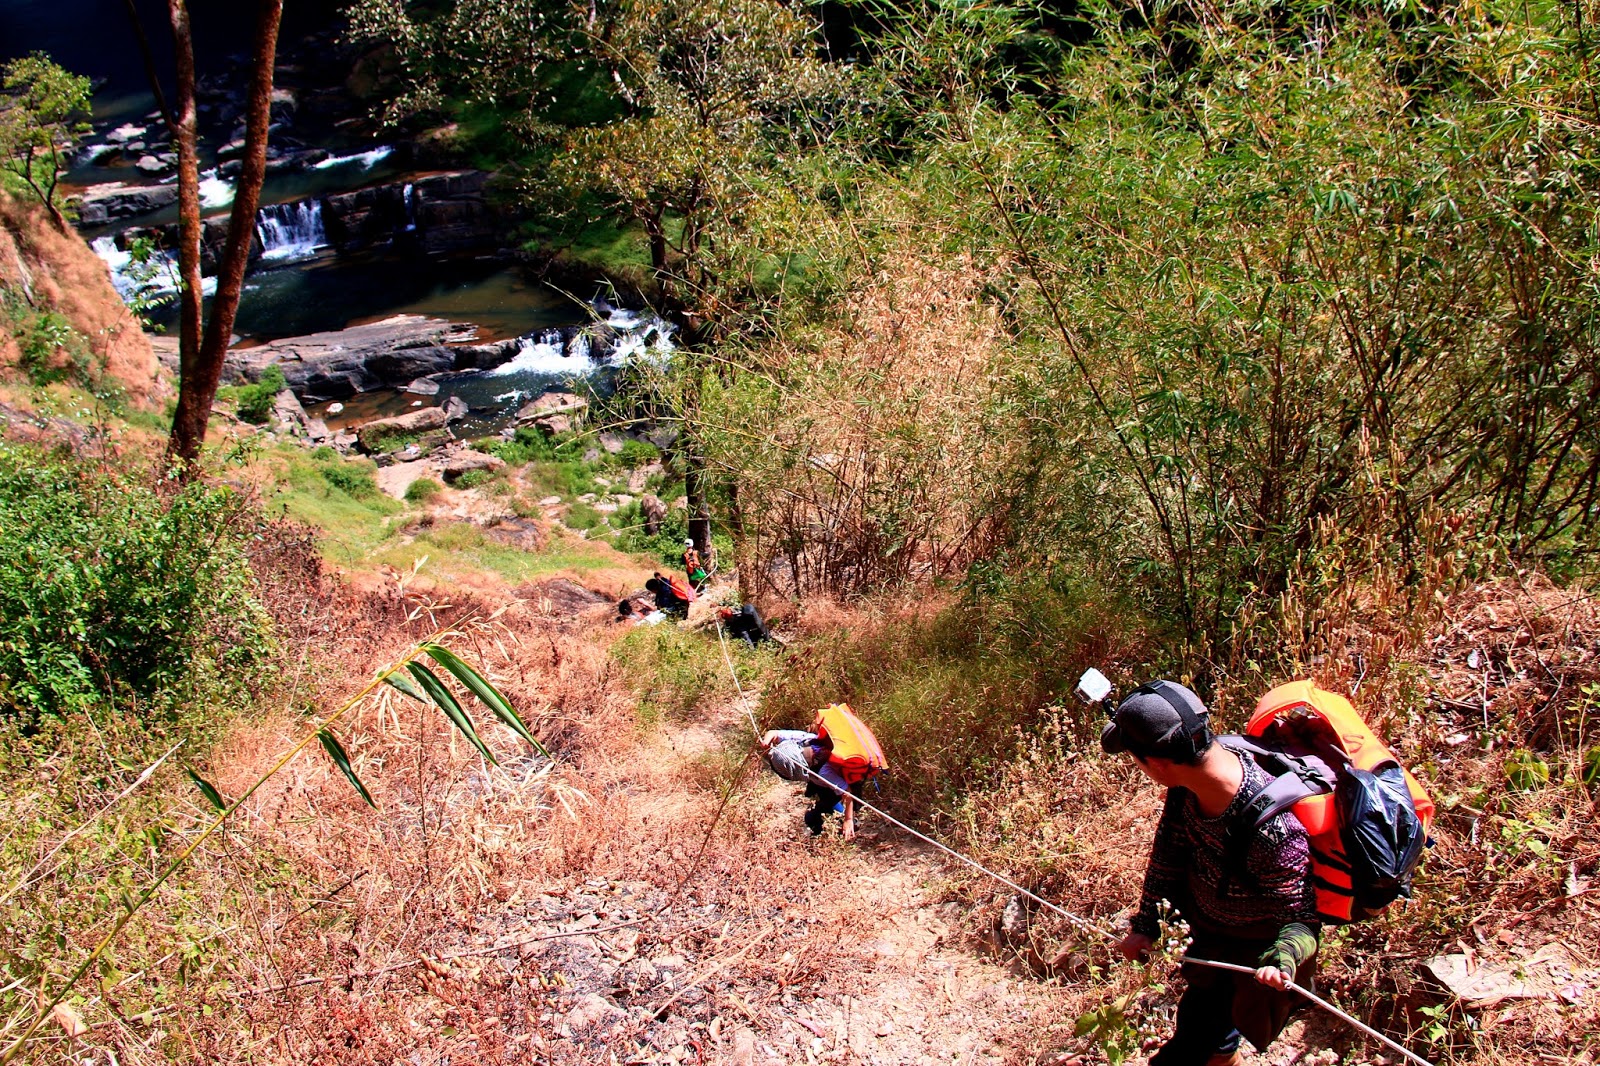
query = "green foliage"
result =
(1504, 749, 1551, 792)
(405, 477, 442, 503)
(1, 290, 94, 386)
(452, 468, 492, 490)
(613, 623, 752, 721)
(0, 54, 90, 222)
(234, 366, 286, 424)
(0, 445, 274, 721)
(563, 500, 602, 531)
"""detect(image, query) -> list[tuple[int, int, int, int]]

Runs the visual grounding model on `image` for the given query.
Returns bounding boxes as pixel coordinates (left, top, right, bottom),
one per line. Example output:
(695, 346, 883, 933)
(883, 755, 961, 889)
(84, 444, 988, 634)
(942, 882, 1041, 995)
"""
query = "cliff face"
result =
(0, 191, 165, 407)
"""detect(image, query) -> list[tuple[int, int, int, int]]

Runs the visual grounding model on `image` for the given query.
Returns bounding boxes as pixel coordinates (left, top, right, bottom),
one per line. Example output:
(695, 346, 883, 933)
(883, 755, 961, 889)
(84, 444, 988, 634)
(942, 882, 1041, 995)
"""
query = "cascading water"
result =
(255, 199, 325, 262)
(92, 235, 215, 303)
(402, 183, 417, 232)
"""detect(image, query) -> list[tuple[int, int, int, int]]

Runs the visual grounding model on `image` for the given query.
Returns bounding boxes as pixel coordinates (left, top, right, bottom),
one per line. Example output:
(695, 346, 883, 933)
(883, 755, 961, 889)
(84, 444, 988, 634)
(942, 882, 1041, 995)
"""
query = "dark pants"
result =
(802, 779, 862, 835)
(1150, 964, 1243, 1065)
(1153, 929, 1313, 1064)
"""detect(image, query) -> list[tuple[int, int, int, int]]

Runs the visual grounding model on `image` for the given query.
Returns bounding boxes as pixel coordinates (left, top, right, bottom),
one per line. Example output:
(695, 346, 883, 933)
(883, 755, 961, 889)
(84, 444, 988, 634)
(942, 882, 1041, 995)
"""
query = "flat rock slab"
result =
(222, 314, 480, 402)
(74, 182, 179, 225)
(376, 458, 432, 499)
(356, 405, 452, 452)
(441, 448, 505, 482)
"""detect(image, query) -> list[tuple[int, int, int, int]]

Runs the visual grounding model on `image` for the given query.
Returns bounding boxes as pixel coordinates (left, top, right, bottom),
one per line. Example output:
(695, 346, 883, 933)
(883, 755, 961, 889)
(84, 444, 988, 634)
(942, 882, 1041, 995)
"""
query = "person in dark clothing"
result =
(644, 576, 690, 617)
(1099, 681, 1319, 1066)
(718, 604, 772, 647)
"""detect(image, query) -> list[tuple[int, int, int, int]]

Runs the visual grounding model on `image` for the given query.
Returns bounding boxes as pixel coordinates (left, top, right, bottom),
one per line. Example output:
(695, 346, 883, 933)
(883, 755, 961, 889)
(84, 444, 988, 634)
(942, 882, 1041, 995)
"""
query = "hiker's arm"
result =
(1131, 790, 1188, 938)
(841, 795, 855, 840)
(1254, 922, 1319, 988)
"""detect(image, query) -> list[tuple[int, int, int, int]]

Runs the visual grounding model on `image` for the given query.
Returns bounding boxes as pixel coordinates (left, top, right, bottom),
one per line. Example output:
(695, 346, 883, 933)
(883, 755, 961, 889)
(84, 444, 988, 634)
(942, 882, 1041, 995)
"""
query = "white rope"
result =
(714, 619, 763, 741)
(1182, 958, 1435, 1066)
(795, 765, 1118, 944)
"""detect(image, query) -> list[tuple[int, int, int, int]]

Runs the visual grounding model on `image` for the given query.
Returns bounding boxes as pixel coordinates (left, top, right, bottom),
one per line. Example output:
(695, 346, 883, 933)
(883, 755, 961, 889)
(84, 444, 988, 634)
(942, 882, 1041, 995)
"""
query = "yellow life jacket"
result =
(813, 703, 888, 785)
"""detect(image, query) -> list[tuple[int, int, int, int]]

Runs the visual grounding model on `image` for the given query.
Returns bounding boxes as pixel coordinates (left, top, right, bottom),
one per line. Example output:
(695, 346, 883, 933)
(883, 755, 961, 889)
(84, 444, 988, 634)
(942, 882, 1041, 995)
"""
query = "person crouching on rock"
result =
(1100, 681, 1319, 1066)
(718, 603, 772, 647)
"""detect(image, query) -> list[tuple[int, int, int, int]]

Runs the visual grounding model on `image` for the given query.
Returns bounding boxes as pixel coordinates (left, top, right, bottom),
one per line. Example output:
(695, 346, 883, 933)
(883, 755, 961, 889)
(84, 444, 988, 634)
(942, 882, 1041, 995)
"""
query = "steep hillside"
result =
(0, 190, 163, 406)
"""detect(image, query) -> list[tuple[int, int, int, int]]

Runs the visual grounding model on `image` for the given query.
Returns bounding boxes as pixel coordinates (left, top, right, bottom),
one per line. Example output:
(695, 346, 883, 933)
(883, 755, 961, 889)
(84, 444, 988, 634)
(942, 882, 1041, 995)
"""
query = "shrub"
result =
(317, 453, 379, 497)
(405, 477, 443, 503)
(0, 445, 274, 721)
(235, 366, 287, 424)
(453, 468, 492, 490)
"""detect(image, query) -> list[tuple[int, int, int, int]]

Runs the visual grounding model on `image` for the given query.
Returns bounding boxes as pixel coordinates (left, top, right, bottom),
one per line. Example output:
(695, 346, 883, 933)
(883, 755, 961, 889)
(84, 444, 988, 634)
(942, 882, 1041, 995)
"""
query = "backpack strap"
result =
(1215, 738, 1339, 897)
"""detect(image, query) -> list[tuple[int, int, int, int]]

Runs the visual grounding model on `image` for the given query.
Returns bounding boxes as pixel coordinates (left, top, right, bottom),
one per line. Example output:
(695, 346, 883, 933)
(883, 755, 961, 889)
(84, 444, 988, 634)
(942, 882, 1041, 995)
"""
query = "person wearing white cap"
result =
(1101, 680, 1320, 1066)
(681, 538, 708, 590)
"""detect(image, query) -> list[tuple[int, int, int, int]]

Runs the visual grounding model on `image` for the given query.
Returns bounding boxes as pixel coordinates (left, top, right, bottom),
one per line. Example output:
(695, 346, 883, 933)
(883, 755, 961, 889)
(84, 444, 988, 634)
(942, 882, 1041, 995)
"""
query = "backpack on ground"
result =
(1225, 680, 1434, 924)
(813, 703, 888, 786)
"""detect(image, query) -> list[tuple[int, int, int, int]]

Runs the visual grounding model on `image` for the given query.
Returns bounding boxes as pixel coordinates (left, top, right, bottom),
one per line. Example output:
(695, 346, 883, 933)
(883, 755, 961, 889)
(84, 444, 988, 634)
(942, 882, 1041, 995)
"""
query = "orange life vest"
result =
(813, 703, 888, 786)
(666, 574, 696, 602)
(1245, 680, 1434, 923)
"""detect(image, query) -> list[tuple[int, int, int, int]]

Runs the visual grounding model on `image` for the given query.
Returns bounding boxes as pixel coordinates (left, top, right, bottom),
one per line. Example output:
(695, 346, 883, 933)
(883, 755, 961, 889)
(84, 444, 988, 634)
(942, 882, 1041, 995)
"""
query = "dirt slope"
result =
(0, 189, 163, 405)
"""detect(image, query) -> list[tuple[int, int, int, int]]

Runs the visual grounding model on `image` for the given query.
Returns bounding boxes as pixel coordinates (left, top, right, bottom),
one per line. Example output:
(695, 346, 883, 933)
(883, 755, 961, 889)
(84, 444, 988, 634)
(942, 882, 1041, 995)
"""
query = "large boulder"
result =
(222, 315, 479, 402)
(73, 182, 179, 226)
(321, 171, 497, 255)
(355, 405, 452, 453)
(514, 391, 588, 425)
(441, 448, 506, 483)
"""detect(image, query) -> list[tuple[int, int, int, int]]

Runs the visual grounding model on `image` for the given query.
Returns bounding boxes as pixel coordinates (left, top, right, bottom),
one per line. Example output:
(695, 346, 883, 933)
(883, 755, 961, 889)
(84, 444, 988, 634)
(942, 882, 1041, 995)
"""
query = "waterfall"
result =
(255, 199, 325, 262)
(487, 330, 573, 377)
(402, 183, 417, 232)
(92, 236, 215, 304)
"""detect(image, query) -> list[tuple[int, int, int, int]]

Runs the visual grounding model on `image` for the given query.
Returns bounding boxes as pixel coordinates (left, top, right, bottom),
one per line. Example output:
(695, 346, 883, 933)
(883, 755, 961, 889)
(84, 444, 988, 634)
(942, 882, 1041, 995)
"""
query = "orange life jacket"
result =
(1242, 680, 1434, 924)
(813, 703, 888, 786)
(666, 574, 696, 602)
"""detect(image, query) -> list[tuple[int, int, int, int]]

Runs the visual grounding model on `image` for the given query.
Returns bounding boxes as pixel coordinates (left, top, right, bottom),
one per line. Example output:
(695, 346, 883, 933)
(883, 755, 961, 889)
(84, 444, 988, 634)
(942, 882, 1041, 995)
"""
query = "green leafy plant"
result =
(0, 444, 272, 721)
(234, 365, 286, 424)
(0, 54, 90, 228)
(405, 477, 443, 503)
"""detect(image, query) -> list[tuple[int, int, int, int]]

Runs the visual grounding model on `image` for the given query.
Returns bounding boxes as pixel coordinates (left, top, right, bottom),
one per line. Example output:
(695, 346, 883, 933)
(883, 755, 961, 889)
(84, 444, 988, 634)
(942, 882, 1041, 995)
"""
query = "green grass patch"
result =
(371, 522, 617, 584)
(612, 623, 756, 723)
(267, 446, 402, 566)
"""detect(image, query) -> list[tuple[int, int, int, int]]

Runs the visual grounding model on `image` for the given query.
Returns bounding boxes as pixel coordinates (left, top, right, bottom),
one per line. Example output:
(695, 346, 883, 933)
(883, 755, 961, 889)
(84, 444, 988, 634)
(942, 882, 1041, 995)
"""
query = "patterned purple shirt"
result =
(1131, 740, 1317, 940)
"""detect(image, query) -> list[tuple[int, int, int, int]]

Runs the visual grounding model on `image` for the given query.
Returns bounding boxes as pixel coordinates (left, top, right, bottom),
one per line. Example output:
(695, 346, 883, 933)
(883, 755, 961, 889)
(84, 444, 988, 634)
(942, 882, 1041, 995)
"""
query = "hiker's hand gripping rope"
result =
(1181, 957, 1435, 1066)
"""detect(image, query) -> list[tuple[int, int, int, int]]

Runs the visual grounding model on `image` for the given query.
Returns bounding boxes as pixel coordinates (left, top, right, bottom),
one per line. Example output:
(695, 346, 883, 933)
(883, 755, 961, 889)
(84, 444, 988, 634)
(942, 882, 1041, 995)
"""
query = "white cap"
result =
(685, 539, 695, 548)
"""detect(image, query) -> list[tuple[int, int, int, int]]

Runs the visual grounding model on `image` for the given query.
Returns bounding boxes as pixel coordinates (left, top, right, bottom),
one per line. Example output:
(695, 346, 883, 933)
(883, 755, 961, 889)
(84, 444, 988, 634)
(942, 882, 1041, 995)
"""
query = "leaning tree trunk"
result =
(163, 0, 203, 438)
(166, 0, 283, 471)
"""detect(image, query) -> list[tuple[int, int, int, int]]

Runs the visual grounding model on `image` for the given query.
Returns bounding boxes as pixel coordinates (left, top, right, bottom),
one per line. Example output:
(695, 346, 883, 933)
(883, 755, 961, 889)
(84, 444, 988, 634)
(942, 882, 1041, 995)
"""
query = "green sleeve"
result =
(1259, 922, 1319, 973)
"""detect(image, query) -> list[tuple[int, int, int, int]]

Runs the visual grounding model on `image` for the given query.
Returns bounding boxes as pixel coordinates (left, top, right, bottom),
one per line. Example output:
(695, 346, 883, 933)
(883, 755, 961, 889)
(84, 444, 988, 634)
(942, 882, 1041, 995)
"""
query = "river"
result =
(11, 0, 660, 428)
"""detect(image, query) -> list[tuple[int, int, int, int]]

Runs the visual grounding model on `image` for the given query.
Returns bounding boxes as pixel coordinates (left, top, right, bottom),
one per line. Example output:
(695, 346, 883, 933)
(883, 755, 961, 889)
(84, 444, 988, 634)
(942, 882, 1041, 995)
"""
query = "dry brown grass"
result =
(0, 191, 163, 406)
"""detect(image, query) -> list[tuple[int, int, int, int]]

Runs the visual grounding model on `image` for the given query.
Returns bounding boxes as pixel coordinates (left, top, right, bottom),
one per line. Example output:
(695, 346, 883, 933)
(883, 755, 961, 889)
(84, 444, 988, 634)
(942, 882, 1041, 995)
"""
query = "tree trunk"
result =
(163, 0, 203, 467)
(166, 0, 284, 471)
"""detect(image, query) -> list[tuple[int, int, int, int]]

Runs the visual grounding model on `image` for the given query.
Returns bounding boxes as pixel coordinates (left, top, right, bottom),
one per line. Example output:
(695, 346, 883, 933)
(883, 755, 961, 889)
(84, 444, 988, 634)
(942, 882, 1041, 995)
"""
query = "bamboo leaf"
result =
(184, 767, 226, 811)
(423, 644, 549, 757)
(407, 662, 498, 765)
(383, 671, 426, 701)
(317, 729, 376, 808)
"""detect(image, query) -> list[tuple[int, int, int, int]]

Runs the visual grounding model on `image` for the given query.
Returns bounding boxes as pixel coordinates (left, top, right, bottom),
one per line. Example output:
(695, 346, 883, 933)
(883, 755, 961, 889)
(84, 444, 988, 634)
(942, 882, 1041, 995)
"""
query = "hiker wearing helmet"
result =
(682, 539, 708, 591)
(1101, 681, 1319, 1066)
